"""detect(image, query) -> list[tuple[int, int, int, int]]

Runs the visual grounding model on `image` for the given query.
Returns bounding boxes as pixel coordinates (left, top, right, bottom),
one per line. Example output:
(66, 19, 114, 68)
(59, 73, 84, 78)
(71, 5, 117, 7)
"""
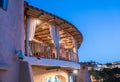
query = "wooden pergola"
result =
(24, 2, 83, 49)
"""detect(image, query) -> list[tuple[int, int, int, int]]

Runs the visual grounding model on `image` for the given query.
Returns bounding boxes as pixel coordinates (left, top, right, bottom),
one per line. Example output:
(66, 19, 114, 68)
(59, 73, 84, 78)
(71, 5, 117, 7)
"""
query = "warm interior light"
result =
(65, 46, 68, 48)
(51, 40, 54, 43)
(48, 35, 51, 39)
(36, 19, 42, 25)
(59, 40, 61, 43)
(73, 70, 78, 74)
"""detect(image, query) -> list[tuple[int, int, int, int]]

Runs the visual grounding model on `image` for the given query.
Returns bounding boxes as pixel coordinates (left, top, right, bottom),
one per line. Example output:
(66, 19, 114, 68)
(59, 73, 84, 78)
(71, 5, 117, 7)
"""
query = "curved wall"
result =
(24, 56, 80, 69)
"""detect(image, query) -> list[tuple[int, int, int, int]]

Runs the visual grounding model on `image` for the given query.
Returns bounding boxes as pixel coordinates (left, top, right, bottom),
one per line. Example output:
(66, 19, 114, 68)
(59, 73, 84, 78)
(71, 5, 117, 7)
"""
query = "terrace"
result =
(24, 3, 83, 68)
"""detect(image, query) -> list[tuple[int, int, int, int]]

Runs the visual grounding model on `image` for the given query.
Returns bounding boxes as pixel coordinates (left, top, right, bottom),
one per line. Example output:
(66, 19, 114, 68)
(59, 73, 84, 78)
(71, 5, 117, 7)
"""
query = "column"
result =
(25, 15, 30, 56)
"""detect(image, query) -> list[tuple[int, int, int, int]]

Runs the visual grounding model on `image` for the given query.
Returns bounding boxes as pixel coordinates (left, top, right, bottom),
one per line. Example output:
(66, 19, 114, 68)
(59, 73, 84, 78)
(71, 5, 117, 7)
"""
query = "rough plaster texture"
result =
(0, 0, 24, 82)
(32, 66, 68, 82)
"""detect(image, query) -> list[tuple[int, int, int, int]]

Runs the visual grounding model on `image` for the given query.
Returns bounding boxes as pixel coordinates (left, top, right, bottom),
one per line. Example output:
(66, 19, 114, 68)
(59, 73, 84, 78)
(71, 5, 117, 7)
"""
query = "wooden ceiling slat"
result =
(25, 4, 83, 48)
(35, 30, 49, 35)
(35, 32, 49, 36)
(44, 13, 54, 19)
(36, 28, 49, 33)
(35, 34, 48, 37)
(35, 38, 51, 42)
(36, 22, 48, 31)
(37, 36, 47, 39)
(54, 17, 64, 25)
(60, 36, 71, 39)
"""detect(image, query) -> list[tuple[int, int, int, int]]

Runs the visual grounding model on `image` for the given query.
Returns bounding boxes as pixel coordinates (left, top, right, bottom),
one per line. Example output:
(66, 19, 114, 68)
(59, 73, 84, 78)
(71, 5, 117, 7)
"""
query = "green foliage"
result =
(89, 67, 120, 82)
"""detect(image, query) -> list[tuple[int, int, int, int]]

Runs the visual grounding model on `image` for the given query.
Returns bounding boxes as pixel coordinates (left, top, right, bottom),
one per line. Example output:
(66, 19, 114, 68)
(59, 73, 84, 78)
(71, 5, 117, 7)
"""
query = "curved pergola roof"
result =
(24, 2, 83, 48)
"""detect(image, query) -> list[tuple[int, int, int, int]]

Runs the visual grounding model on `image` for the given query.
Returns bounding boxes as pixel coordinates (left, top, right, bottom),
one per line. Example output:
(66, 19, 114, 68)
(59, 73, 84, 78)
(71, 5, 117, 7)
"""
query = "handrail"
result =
(26, 41, 78, 62)
(29, 41, 57, 59)
(60, 48, 78, 62)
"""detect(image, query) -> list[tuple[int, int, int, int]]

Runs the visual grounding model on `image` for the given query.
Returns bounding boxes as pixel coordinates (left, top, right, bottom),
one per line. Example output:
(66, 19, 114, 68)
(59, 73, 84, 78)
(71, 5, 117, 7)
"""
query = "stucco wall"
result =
(0, 0, 24, 82)
(76, 65, 91, 82)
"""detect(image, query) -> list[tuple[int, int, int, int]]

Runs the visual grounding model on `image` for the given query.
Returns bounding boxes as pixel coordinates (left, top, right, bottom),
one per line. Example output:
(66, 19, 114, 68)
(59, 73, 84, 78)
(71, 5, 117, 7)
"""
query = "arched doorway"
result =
(45, 76, 60, 82)
(40, 71, 67, 82)
(43, 75, 66, 82)
(32, 66, 68, 82)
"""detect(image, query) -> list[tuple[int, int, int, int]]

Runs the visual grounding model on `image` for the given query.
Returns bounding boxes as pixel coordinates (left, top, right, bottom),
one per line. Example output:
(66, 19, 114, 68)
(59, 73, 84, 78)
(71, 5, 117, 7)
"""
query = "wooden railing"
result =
(26, 41, 78, 62)
(28, 41, 57, 59)
(60, 48, 78, 62)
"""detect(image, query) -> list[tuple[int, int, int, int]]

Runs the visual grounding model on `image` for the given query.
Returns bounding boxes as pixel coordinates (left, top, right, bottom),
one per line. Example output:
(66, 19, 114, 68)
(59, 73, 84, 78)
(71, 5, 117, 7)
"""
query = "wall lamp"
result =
(73, 69, 78, 74)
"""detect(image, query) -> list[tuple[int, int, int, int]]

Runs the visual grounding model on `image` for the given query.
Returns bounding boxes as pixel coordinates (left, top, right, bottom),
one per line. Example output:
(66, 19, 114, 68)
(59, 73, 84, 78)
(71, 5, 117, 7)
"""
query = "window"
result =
(0, 0, 8, 10)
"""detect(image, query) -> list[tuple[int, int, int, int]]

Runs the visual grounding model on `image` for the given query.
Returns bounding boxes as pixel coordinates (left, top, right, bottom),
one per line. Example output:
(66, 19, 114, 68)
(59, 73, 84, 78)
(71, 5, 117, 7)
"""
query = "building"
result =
(0, 0, 24, 82)
(0, 0, 85, 82)
(112, 62, 120, 68)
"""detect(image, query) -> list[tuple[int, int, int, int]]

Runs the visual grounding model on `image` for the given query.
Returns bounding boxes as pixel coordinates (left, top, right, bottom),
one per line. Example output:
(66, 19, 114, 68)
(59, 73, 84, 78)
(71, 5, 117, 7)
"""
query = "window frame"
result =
(0, 0, 8, 11)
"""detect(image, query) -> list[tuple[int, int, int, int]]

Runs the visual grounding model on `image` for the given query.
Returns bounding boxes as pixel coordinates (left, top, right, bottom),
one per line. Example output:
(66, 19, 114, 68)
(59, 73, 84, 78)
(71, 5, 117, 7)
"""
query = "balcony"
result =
(24, 6, 83, 69)
(26, 41, 78, 62)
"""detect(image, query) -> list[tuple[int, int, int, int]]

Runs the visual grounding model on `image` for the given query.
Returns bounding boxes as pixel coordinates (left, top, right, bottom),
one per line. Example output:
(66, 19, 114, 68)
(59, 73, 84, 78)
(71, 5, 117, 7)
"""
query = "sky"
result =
(25, 0, 120, 63)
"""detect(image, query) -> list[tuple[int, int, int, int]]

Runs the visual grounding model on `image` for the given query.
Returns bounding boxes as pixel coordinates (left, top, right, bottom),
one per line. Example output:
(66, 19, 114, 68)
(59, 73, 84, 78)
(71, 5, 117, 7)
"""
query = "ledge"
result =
(24, 56, 80, 69)
(0, 63, 9, 71)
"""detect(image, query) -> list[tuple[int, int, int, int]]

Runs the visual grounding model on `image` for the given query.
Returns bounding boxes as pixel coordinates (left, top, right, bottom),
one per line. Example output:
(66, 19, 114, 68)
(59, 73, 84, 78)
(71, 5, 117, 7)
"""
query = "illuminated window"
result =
(0, 0, 8, 10)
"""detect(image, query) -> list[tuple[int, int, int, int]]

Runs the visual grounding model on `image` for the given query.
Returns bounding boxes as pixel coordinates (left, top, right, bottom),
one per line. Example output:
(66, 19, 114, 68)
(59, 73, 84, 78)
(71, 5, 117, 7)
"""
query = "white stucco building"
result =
(0, 1, 92, 82)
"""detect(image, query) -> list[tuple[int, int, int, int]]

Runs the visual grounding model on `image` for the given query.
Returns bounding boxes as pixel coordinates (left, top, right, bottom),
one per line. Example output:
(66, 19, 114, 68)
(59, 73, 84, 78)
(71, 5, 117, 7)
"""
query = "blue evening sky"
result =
(25, 0, 120, 63)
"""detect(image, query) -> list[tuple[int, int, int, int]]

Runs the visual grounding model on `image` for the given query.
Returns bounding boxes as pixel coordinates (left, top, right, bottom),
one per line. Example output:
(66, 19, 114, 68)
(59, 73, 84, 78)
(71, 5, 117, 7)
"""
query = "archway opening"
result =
(45, 76, 60, 82)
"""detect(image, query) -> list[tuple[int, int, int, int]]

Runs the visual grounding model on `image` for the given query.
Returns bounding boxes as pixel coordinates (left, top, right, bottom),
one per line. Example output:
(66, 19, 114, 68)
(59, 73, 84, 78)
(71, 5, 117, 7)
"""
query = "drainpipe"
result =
(25, 15, 30, 56)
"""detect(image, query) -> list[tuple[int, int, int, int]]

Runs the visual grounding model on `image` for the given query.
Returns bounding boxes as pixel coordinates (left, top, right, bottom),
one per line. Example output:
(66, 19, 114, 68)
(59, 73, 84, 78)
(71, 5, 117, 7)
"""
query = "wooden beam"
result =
(60, 36, 71, 39)
(35, 30, 49, 36)
(35, 34, 48, 38)
(36, 28, 49, 33)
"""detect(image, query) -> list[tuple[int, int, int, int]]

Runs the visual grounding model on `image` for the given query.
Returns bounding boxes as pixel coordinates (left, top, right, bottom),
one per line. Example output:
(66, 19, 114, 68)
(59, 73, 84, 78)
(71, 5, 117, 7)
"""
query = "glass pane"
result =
(3, 0, 8, 10)
(0, 0, 4, 8)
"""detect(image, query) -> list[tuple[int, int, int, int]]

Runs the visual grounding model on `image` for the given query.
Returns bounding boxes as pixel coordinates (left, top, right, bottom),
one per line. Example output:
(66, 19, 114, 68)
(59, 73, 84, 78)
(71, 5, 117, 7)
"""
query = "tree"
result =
(89, 67, 120, 82)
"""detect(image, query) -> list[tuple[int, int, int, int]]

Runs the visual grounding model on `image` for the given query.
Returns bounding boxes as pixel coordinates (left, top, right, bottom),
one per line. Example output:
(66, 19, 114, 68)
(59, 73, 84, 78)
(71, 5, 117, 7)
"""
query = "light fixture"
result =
(36, 19, 42, 25)
(59, 40, 61, 43)
(73, 70, 78, 74)
(48, 35, 51, 39)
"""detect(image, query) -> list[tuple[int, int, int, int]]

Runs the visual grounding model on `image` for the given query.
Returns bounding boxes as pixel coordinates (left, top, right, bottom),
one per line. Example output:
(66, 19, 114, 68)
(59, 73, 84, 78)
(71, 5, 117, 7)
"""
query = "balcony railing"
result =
(60, 48, 78, 62)
(26, 41, 78, 62)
